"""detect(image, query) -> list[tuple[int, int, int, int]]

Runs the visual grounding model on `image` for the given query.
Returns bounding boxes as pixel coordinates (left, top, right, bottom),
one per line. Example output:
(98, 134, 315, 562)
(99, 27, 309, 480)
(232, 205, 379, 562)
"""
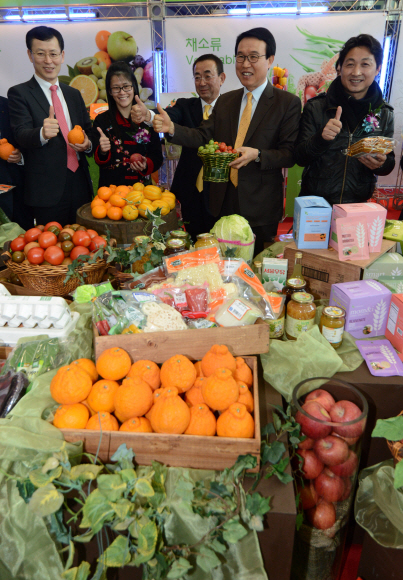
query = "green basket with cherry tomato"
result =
(197, 140, 238, 183)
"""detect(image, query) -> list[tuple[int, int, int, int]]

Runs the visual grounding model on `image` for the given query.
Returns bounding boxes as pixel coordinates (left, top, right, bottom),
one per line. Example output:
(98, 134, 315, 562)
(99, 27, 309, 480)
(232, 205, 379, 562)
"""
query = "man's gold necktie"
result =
(196, 104, 212, 192)
(230, 92, 253, 187)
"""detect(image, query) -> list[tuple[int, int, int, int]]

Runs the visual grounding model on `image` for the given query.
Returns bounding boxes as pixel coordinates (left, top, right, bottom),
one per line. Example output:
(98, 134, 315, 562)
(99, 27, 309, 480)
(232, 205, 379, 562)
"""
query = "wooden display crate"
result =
(284, 238, 397, 299)
(62, 356, 260, 471)
(94, 321, 269, 363)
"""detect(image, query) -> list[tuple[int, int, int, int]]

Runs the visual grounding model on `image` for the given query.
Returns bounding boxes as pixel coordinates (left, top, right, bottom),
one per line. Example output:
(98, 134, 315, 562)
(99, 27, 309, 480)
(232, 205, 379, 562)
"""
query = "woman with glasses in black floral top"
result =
(91, 61, 163, 189)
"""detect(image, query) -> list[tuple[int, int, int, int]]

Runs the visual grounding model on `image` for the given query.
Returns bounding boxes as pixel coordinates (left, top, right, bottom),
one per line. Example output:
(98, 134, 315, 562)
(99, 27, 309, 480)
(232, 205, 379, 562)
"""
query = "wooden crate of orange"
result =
(59, 348, 261, 471)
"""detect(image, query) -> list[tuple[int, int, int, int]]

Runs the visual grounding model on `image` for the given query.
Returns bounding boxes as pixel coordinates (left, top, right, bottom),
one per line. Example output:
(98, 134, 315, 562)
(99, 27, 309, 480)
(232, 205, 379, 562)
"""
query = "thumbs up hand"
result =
(43, 105, 59, 140)
(131, 95, 151, 124)
(97, 127, 111, 153)
(153, 103, 174, 134)
(322, 106, 342, 141)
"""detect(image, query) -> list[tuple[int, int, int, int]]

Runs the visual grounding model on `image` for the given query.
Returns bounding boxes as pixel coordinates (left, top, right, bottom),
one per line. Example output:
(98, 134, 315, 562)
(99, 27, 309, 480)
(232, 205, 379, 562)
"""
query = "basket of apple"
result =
(2, 222, 107, 296)
(197, 140, 238, 183)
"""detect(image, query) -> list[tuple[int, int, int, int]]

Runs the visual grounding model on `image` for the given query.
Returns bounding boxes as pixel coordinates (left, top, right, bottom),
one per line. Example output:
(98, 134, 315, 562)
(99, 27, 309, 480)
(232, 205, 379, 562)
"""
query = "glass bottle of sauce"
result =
(164, 238, 186, 256)
(285, 292, 316, 341)
(282, 278, 306, 306)
(168, 230, 191, 249)
(319, 306, 345, 349)
(195, 233, 220, 251)
(292, 251, 304, 280)
(253, 260, 262, 282)
(266, 291, 285, 339)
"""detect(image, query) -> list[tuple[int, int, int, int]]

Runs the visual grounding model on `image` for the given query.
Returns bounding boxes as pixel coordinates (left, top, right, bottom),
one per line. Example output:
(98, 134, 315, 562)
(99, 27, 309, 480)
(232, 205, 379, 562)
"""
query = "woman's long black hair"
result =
(105, 61, 140, 136)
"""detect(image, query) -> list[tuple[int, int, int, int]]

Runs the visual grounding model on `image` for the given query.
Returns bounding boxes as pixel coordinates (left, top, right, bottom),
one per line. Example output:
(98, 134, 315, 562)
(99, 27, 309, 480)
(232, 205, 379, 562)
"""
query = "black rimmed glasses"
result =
(110, 85, 134, 94)
(235, 54, 266, 64)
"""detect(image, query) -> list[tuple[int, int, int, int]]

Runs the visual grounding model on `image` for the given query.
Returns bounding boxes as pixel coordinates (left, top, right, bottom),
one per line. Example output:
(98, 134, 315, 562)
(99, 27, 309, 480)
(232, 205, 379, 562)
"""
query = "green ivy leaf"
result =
(111, 444, 136, 470)
(16, 478, 36, 503)
(70, 464, 103, 482)
(296, 512, 304, 531)
(112, 517, 134, 531)
(196, 545, 221, 572)
(273, 412, 282, 432)
(135, 478, 155, 497)
(209, 538, 227, 554)
(261, 423, 275, 436)
(98, 535, 131, 567)
(372, 416, 403, 441)
(233, 455, 257, 479)
(111, 498, 132, 520)
(62, 561, 91, 580)
(50, 507, 70, 545)
(174, 477, 194, 503)
(246, 492, 271, 516)
(167, 557, 193, 579)
(120, 468, 137, 484)
(73, 530, 95, 543)
(264, 441, 285, 465)
(80, 489, 115, 534)
(137, 520, 158, 561)
(222, 518, 248, 543)
(249, 514, 264, 531)
(29, 465, 62, 488)
(29, 483, 64, 517)
(394, 459, 403, 490)
(97, 474, 126, 502)
(208, 481, 232, 499)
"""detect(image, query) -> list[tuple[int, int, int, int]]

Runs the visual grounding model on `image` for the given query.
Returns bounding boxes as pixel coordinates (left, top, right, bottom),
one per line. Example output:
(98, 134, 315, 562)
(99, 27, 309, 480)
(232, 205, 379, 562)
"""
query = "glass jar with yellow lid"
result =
(319, 306, 345, 349)
(285, 292, 316, 341)
(282, 278, 307, 306)
(167, 230, 191, 249)
(194, 233, 220, 251)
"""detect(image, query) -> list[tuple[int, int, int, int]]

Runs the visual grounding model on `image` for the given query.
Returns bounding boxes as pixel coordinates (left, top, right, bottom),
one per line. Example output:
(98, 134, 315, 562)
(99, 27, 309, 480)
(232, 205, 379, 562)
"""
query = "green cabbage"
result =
(210, 214, 255, 264)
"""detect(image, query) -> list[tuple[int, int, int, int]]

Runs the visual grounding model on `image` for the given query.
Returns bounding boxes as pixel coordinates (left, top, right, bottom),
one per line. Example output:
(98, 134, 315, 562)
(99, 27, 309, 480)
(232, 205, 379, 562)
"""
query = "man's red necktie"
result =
(49, 85, 79, 172)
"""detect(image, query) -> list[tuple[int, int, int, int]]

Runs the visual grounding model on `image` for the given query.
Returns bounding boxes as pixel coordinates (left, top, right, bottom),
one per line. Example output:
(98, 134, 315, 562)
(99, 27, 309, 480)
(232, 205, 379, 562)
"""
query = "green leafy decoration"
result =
(111, 498, 132, 520)
(196, 545, 221, 572)
(209, 538, 227, 554)
(29, 465, 62, 488)
(222, 518, 248, 544)
(174, 477, 194, 503)
(29, 483, 64, 517)
(70, 464, 103, 481)
(372, 416, 403, 441)
(233, 455, 257, 479)
(246, 492, 271, 517)
(62, 561, 91, 580)
(110, 443, 136, 470)
(208, 481, 232, 499)
(395, 460, 403, 490)
(137, 520, 158, 561)
(80, 489, 115, 534)
(16, 478, 36, 503)
(261, 423, 275, 436)
(135, 478, 155, 498)
(97, 474, 126, 502)
(50, 508, 70, 545)
(261, 440, 285, 465)
(167, 557, 193, 579)
(120, 468, 137, 484)
(98, 535, 131, 567)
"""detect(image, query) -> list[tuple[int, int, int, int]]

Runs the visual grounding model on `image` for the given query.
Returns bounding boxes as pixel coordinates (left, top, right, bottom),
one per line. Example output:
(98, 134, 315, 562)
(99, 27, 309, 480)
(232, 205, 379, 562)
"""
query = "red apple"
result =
(297, 480, 318, 510)
(142, 60, 153, 89)
(295, 401, 332, 439)
(330, 400, 365, 438)
(329, 451, 358, 478)
(314, 469, 345, 502)
(313, 435, 349, 467)
(331, 431, 360, 447)
(296, 449, 324, 480)
(340, 478, 353, 501)
(298, 436, 314, 450)
(130, 153, 143, 164)
(305, 389, 336, 413)
(307, 499, 336, 530)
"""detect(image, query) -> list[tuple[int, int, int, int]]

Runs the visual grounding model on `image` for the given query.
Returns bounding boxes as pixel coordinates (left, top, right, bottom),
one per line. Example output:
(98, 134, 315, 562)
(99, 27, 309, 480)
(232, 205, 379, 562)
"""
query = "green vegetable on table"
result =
(210, 214, 255, 263)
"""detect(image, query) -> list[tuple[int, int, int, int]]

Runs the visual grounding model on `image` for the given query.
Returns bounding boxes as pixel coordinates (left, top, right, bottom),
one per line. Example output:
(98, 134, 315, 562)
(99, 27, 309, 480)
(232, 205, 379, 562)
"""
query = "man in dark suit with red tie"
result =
(7, 26, 93, 226)
(154, 28, 301, 255)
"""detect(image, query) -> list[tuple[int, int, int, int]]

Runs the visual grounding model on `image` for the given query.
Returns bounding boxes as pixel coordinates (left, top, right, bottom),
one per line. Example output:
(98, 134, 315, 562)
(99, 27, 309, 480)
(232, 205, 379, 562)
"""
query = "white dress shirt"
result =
(147, 95, 219, 126)
(35, 75, 73, 145)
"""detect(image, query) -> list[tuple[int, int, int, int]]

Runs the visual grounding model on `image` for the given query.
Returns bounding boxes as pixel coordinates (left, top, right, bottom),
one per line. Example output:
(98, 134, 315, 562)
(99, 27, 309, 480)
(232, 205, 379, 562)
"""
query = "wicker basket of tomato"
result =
(197, 141, 238, 183)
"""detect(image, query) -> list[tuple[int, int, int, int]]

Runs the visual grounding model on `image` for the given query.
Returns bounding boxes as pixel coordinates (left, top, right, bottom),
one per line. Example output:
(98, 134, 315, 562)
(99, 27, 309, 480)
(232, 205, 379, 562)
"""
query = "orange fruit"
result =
(91, 197, 105, 209)
(217, 403, 255, 438)
(87, 379, 120, 413)
(185, 404, 216, 436)
(92, 205, 107, 219)
(201, 368, 239, 412)
(114, 376, 153, 422)
(67, 125, 84, 145)
(115, 185, 130, 197)
(97, 186, 112, 201)
(161, 195, 176, 210)
(107, 206, 123, 221)
(86, 411, 119, 431)
(119, 417, 153, 433)
(109, 194, 126, 208)
(194, 361, 204, 377)
(237, 382, 254, 413)
(69, 75, 99, 107)
(109, 184, 116, 190)
(0, 138, 15, 161)
(94, 50, 111, 69)
(143, 185, 162, 201)
(95, 30, 111, 52)
(125, 191, 144, 205)
(160, 354, 196, 393)
(233, 357, 253, 387)
(201, 345, 236, 377)
(82, 398, 96, 416)
(122, 205, 139, 221)
(72, 358, 98, 382)
(53, 403, 89, 429)
(127, 360, 161, 391)
(50, 365, 93, 404)
(151, 200, 170, 215)
(132, 182, 145, 191)
(138, 202, 154, 218)
(96, 347, 131, 381)
(150, 387, 191, 434)
(105, 201, 112, 210)
(185, 377, 206, 407)
(146, 387, 169, 421)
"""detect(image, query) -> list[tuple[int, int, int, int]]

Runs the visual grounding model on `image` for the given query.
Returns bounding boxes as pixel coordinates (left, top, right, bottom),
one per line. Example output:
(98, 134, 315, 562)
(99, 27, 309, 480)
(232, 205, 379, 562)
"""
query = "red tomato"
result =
(219, 142, 226, 152)
(36, 225, 45, 232)
(85, 229, 98, 240)
(304, 85, 318, 103)
(44, 221, 62, 231)
(90, 236, 107, 251)
(24, 228, 42, 244)
(70, 246, 90, 261)
(72, 231, 91, 247)
(44, 245, 65, 265)
(10, 237, 26, 252)
(38, 231, 58, 249)
(27, 247, 45, 264)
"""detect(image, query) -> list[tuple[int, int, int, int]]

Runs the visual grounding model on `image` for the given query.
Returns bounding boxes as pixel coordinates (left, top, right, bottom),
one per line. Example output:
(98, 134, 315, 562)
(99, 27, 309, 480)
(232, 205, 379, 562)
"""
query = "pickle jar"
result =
(319, 306, 346, 349)
(282, 277, 306, 306)
(194, 233, 220, 250)
(266, 292, 285, 339)
(285, 292, 316, 341)
(168, 229, 191, 249)
(164, 238, 187, 256)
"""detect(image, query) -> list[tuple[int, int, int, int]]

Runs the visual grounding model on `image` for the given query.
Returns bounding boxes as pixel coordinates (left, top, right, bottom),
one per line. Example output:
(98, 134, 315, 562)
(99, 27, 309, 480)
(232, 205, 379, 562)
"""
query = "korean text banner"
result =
(0, 21, 153, 108)
(165, 12, 386, 105)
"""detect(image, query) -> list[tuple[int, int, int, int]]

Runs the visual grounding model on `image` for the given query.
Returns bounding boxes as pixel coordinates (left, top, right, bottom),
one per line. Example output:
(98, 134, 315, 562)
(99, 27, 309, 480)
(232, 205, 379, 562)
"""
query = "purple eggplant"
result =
(0, 372, 29, 418)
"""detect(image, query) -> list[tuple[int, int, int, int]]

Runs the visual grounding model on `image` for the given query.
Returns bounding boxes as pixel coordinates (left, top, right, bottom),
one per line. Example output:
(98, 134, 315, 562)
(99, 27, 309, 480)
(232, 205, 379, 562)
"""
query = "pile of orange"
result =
(91, 184, 176, 221)
(51, 345, 255, 438)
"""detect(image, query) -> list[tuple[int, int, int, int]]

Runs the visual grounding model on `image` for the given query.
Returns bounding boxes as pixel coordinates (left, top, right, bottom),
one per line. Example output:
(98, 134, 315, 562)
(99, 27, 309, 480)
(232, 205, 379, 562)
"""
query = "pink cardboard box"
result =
(385, 293, 403, 359)
(330, 203, 387, 253)
(329, 279, 392, 339)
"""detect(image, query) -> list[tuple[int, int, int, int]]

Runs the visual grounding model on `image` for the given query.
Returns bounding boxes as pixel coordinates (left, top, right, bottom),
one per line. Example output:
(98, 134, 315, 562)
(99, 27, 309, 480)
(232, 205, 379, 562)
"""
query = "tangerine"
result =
(92, 205, 107, 219)
(94, 50, 111, 69)
(86, 411, 119, 431)
(146, 387, 169, 421)
(194, 361, 204, 377)
(127, 360, 161, 391)
(119, 417, 153, 433)
(53, 403, 89, 429)
(237, 382, 254, 413)
(50, 365, 93, 404)
(185, 377, 206, 407)
(185, 404, 216, 436)
(95, 30, 111, 52)
(115, 185, 130, 197)
(109, 194, 126, 208)
(150, 387, 191, 434)
(160, 354, 196, 393)
(72, 358, 98, 382)
(96, 347, 131, 380)
(217, 403, 255, 438)
(201, 345, 236, 377)
(107, 206, 123, 221)
(201, 368, 239, 411)
(67, 125, 84, 145)
(233, 357, 253, 387)
(91, 197, 106, 209)
(114, 377, 153, 421)
(87, 379, 120, 413)
(97, 186, 112, 201)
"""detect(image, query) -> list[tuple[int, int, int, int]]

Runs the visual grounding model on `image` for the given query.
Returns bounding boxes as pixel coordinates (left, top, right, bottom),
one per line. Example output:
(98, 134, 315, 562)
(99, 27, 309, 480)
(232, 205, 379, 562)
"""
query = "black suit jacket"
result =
(0, 96, 23, 189)
(170, 84, 301, 226)
(7, 76, 93, 207)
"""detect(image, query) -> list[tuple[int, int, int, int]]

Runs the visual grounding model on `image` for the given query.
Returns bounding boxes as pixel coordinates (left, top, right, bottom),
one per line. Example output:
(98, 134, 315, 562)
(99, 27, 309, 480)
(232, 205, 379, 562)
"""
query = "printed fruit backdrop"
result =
(0, 21, 153, 107)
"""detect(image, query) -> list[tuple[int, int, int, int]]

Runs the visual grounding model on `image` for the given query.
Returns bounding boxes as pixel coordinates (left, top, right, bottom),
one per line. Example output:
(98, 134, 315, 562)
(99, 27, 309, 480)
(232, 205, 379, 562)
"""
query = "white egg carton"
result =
(0, 310, 79, 346)
(0, 284, 11, 297)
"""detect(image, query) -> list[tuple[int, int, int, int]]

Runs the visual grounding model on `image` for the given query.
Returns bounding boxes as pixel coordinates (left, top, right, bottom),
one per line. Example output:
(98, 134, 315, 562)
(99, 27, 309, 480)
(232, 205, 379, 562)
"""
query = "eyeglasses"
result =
(193, 74, 217, 83)
(110, 85, 133, 94)
(31, 51, 62, 60)
(235, 54, 266, 64)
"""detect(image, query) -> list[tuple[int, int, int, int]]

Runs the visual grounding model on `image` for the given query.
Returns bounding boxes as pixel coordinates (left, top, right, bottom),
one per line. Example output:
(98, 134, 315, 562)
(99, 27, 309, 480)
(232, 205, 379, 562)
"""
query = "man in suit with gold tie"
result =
(153, 28, 301, 255)
(131, 54, 226, 240)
